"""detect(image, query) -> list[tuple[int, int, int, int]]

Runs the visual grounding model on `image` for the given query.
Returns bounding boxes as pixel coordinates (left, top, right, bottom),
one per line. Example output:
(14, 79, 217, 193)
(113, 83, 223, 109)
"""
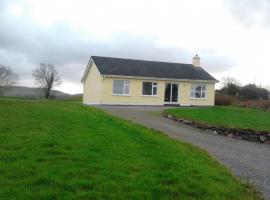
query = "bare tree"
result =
(32, 63, 61, 99)
(221, 76, 240, 87)
(0, 65, 18, 96)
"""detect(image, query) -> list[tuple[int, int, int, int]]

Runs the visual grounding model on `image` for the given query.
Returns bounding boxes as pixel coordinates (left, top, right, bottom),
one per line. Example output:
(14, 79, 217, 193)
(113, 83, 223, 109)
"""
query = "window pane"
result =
(113, 80, 124, 94)
(195, 91, 201, 98)
(202, 85, 206, 91)
(153, 82, 157, 95)
(153, 86, 157, 95)
(124, 80, 130, 95)
(143, 82, 152, 95)
(202, 91, 206, 98)
(125, 80, 130, 86)
(164, 83, 171, 102)
(172, 84, 178, 102)
(190, 91, 195, 98)
(195, 85, 202, 92)
(195, 85, 202, 98)
(124, 85, 129, 94)
(190, 85, 194, 98)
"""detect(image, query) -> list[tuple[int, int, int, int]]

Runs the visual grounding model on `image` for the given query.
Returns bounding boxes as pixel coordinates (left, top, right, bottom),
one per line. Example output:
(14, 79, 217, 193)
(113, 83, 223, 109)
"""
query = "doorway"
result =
(164, 83, 178, 103)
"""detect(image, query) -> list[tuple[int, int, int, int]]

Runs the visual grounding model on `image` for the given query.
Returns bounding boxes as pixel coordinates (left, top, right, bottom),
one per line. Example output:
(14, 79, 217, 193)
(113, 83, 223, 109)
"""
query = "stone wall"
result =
(162, 112, 270, 144)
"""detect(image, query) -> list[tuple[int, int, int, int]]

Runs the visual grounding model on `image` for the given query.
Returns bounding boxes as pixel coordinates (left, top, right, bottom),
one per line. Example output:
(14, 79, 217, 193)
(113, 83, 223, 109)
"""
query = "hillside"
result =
(0, 99, 261, 200)
(2, 86, 71, 98)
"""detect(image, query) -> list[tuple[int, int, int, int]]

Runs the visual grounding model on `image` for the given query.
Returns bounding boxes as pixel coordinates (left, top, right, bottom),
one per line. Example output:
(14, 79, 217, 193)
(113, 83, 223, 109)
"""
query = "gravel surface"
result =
(98, 105, 270, 200)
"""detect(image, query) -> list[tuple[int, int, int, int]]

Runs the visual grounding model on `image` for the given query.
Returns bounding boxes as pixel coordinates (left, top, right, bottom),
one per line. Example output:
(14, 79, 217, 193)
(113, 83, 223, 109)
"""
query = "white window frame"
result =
(142, 82, 158, 96)
(190, 84, 207, 99)
(112, 80, 130, 96)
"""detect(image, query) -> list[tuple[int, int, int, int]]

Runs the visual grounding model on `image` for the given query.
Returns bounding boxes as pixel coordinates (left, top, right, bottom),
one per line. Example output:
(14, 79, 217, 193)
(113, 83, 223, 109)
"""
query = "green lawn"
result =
(166, 106, 270, 131)
(0, 99, 261, 200)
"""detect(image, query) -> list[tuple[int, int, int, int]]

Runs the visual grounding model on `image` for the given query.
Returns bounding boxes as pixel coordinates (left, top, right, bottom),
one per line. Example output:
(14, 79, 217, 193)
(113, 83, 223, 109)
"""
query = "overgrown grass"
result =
(0, 100, 262, 199)
(166, 106, 270, 131)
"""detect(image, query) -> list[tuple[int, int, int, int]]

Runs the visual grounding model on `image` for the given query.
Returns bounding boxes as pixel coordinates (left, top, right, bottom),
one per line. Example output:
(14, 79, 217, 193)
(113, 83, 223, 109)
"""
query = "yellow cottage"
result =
(81, 55, 218, 106)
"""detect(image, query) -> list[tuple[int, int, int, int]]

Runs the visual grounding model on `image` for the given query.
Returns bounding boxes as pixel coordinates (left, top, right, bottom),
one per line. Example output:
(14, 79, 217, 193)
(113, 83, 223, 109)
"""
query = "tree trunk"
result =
(44, 88, 51, 99)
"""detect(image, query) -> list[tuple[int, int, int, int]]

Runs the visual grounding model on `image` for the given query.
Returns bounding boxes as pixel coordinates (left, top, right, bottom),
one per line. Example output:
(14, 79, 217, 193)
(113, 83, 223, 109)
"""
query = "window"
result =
(190, 84, 206, 99)
(113, 80, 130, 95)
(142, 82, 157, 96)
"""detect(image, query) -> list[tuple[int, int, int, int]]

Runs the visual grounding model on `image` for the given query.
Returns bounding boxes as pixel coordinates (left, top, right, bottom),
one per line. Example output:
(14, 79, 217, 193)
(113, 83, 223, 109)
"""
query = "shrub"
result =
(215, 94, 233, 106)
(220, 83, 240, 97)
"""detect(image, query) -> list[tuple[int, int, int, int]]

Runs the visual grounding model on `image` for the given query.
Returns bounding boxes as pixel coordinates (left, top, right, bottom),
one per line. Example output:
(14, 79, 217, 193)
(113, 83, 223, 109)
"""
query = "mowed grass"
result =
(0, 100, 261, 200)
(166, 106, 270, 131)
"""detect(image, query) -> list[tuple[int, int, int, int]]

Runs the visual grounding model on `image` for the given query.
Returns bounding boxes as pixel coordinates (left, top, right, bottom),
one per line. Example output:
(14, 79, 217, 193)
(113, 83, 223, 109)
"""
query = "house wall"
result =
(179, 82, 215, 106)
(101, 78, 165, 105)
(100, 77, 215, 106)
(82, 63, 102, 104)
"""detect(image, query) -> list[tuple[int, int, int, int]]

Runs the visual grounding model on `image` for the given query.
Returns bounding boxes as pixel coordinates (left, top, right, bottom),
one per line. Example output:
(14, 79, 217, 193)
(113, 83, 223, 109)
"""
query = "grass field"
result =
(0, 99, 262, 199)
(166, 106, 270, 131)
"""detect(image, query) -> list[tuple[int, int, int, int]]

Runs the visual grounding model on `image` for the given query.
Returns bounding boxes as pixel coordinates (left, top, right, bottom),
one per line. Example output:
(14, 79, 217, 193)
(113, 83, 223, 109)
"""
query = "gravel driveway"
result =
(98, 105, 270, 200)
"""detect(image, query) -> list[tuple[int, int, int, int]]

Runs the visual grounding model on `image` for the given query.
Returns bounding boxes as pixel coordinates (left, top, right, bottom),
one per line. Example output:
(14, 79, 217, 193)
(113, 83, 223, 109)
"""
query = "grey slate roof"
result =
(91, 56, 217, 82)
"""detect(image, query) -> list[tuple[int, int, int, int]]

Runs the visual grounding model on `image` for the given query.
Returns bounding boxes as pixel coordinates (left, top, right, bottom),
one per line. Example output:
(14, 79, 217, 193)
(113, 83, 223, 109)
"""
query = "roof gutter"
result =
(102, 74, 219, 83)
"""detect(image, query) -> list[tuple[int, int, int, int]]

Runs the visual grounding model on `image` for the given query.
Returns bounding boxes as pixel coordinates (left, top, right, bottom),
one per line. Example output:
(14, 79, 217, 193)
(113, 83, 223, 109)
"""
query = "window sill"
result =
(190, 97, 207, 100)
(112, 94, 130, 97)
(141, 95, 159, 97)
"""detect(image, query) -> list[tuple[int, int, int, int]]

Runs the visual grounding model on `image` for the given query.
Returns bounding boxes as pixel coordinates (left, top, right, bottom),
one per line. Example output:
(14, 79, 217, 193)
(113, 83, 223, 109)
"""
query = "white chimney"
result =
(192, 54, 200, 67)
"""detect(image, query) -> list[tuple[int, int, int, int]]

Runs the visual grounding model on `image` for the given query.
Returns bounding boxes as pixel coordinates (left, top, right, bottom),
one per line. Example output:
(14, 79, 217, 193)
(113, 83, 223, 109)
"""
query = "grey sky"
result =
(0, 0, 269, 93)
(225, 0, 270, 27)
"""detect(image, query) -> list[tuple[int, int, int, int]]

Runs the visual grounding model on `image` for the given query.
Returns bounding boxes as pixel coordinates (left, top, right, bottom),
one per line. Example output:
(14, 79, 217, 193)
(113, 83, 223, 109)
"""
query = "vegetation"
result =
(237, 99, 270, 112)
(0, 99, 261, 199)
(166, 106, 270, 131)
(32, 63, 61, 99)
(215, 94, 234, 106)
(0, 65, 18, 95)
(240, 84, 269, 100)
(218, 77, 269, 100)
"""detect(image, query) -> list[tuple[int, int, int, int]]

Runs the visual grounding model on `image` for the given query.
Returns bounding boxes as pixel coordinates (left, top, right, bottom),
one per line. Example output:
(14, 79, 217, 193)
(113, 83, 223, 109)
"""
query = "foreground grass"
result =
(0, 100, 262, 199)
(166, 106, 270, 131)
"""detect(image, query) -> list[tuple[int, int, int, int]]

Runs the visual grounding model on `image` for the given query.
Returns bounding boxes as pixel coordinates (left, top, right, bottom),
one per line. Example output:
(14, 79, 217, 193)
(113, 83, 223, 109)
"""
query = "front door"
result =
(164, 83, 178, 103)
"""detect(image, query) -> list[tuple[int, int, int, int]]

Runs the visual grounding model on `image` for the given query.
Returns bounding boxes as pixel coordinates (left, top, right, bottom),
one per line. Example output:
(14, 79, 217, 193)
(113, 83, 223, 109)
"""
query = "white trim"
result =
(103, 74, 218, 83)
(190, 97, 207, 100)
(112, 94, 130, 97)
(163, 102, 179, 105)
(141, 95, 159, 97)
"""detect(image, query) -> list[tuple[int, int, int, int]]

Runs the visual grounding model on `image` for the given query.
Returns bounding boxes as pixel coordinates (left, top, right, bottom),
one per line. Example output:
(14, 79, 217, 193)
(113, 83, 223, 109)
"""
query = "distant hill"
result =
(2, 86, 72, 99)
(68, 93, 82, 101)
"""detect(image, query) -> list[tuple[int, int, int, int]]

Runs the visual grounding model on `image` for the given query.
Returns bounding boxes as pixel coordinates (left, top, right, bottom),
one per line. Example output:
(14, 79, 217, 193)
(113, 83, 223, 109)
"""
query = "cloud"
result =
(0, 0, 235, 93)
(225, 0, 270, 27)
